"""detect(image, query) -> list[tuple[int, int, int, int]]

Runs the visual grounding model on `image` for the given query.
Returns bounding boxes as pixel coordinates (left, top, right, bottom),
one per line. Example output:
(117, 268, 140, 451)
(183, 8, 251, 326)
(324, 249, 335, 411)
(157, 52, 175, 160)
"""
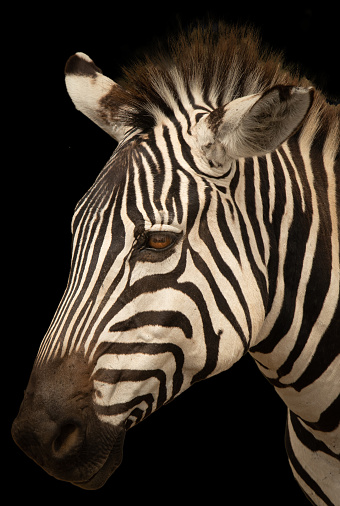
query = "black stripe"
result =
(250, 150, 311, 354)
(302, 393, 340, 433)
(109, 310, 193, 339)
(262, 151, 286, 317)
(216, 193, 241, 264)
(46, 199, 105, 350)
(293, 310, 340, 394)
(285, 413, 335, 506)
(92, 342, 185, 399)
(95, 393, 155, 417)
(94, 368, 166, 385)
(234, 202, 268, 308)
(125, 408, 144, 428)
(244, 158, 265, 264)
(94, 368, 168, 410)
(289, 410, 339, 459)
(190, 247, 248, 351)
(132, 149, 155, 223)
(62, 190, 127, 354)
(162, 126, 184, 223)
(194, 189, 250, 346)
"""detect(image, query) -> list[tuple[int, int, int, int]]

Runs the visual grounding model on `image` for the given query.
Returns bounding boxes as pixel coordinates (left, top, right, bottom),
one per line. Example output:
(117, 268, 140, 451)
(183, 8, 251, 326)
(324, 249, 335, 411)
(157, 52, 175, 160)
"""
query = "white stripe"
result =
(254, 156, 271, 268)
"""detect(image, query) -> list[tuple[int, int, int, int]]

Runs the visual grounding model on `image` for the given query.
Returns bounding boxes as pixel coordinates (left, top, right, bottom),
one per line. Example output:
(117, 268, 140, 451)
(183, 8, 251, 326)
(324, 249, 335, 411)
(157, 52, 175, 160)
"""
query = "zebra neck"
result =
(248, 130, 339, 428)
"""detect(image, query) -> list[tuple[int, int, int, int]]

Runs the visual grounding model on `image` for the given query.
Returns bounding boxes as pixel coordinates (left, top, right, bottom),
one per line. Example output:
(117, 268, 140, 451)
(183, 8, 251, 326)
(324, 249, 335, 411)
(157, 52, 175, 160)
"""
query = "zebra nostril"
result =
(52, 423, 83, 457)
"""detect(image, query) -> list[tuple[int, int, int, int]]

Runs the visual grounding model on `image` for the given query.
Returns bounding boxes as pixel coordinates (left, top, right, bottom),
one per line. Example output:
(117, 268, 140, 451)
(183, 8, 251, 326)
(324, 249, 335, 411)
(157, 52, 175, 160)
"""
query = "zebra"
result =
(11, 23, 339, 504)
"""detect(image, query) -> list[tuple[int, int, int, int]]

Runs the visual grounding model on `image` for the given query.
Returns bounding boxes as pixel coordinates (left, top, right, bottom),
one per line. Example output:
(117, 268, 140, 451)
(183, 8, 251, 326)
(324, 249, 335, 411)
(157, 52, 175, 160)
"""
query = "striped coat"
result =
(12, 23, 339, 504)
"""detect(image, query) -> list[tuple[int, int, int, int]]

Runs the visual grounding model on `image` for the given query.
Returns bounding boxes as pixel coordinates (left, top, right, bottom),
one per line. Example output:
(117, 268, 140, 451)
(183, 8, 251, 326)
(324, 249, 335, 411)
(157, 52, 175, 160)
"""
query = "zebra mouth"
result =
(72, 428, 126, 490)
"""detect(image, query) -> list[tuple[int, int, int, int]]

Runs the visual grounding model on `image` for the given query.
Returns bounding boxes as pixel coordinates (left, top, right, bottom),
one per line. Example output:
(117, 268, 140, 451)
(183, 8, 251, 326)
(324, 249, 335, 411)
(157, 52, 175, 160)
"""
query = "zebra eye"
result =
(146, 232, 175, 250)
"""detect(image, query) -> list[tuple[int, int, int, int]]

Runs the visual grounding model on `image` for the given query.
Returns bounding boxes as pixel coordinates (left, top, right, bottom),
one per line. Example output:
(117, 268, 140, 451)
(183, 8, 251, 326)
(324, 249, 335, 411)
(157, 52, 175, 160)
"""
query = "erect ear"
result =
(65, 52, 128, 142)
(195, 85, 314, 168)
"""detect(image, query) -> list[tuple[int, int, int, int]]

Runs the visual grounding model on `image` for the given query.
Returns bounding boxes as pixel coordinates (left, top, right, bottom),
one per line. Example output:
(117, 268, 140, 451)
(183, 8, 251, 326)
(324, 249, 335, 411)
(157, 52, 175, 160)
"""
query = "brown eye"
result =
(146, 233, 174, 250)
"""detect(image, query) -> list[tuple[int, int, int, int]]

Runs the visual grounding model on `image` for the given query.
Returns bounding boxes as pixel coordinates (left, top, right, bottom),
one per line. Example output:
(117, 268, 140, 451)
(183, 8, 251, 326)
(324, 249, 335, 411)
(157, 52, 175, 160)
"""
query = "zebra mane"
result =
(107, 23, 304, 128)
(103, 21, 338, 154)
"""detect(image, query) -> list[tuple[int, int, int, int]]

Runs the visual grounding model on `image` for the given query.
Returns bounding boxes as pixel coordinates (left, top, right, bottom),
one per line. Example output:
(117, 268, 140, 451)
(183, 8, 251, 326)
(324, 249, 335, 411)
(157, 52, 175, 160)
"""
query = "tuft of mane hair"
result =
(103, 21, 339, 150)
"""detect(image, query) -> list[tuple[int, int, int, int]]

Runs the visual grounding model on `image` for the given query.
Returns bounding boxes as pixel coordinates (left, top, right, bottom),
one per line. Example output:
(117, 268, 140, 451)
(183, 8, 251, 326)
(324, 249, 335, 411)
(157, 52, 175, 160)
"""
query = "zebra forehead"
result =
(72, 138, 188, 232)
(88, 128, 194, 190)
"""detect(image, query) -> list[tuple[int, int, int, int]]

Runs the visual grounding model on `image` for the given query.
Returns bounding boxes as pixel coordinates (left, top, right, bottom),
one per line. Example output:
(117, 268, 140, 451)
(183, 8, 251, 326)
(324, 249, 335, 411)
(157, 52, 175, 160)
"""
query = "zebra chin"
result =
(68, 430, 126, 490)
(70, 431, 126, 490)
(11, 355, 126, 490)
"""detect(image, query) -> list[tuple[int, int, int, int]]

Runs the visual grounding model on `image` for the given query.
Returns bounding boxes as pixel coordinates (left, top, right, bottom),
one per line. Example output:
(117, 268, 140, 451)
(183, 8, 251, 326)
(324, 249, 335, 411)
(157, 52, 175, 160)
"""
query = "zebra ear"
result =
(65, 53, 128, 142)
(196, 85, 314, 166)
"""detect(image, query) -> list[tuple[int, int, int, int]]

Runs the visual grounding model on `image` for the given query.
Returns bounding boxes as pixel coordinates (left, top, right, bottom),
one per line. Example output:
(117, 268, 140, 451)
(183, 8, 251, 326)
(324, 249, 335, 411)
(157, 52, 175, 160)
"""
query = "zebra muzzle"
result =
(11, 355, 126, 489)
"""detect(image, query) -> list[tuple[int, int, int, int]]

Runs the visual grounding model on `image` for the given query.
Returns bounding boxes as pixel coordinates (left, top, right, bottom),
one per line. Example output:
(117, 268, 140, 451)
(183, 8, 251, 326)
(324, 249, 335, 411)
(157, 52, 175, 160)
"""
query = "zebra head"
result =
(12, 34, 313, 490)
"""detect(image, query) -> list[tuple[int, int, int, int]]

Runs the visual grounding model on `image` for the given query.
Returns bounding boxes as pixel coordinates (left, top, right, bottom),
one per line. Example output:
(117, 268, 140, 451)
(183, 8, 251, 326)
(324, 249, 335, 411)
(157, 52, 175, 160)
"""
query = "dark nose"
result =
(12, 409, 85, 463)
(12, 357, 125, 488)
(52, 422, 83, 457)
(11, 387, 87, 476)
(11, 356, 95, 483)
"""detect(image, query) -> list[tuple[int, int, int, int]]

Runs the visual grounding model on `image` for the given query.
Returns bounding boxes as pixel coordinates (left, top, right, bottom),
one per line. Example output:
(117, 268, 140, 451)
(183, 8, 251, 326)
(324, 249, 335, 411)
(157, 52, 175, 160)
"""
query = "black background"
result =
(7, 3, 338, 504)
